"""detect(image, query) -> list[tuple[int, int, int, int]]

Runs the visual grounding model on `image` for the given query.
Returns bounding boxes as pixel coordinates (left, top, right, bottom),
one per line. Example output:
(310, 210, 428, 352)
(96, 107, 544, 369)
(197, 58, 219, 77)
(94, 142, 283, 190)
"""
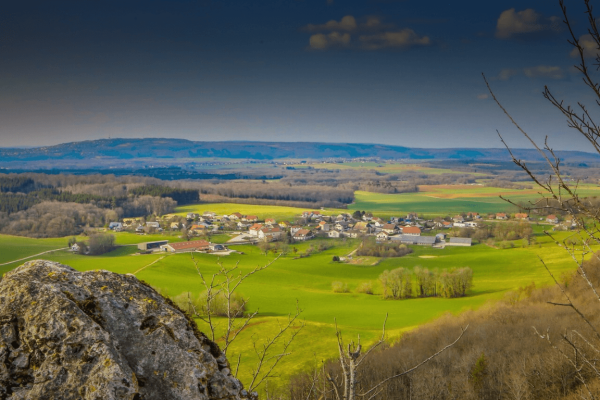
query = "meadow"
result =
(0, 226, 582, 389)
(0, 183, 596, 391)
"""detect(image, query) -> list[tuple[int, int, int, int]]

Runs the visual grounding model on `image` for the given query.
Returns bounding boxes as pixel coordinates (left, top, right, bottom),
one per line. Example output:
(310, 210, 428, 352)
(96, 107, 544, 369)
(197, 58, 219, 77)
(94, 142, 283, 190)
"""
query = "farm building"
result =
(401, 226, 421, 236)
(137, 240, 169, 252)
(391, 235, 436, 246)
(447, 237, 472, 247)
(162, 240, 210, 253)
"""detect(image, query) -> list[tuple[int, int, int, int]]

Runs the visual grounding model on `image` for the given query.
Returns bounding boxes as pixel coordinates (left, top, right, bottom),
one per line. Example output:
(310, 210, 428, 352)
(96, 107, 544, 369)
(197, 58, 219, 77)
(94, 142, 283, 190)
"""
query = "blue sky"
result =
(0, 0, 597, 151)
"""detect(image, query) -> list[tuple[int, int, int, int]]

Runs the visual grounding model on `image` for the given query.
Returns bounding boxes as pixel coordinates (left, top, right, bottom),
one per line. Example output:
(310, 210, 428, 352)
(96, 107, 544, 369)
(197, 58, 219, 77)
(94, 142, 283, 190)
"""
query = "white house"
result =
(293, 229, 314, 241)
(328, 230, 341, 238)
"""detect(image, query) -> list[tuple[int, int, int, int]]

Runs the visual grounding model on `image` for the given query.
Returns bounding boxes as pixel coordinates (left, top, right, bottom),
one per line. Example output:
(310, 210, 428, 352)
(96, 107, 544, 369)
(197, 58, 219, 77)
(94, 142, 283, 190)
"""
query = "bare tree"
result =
(185, 254, 304, 394)
(302, 315, 468, 400)
(485, 0, 600, 395)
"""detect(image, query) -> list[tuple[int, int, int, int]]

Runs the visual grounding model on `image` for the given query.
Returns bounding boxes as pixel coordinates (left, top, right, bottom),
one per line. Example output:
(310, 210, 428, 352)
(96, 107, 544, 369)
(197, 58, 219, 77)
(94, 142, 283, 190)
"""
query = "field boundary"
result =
(0, 248, 68, 267)
(133, 256, 166, 275)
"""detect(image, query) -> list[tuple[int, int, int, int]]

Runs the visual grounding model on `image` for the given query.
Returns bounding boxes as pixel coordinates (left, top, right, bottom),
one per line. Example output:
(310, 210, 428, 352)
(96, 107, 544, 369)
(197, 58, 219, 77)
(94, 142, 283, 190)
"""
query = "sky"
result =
(0, 0, 598, 151)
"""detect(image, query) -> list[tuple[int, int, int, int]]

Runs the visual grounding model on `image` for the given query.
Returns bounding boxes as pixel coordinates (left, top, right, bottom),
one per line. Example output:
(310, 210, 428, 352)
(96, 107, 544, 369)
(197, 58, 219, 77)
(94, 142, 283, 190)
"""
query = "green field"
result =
(0, 226, 583, 390)
(350, 185, 600, 216)
(1, 185, 596, 392)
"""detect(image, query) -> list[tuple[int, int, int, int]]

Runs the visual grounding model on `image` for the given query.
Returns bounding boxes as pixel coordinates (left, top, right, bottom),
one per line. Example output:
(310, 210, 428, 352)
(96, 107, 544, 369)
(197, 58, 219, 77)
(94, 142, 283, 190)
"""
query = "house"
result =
(514, 213, 529, 220)
(353, 221, 372, 233)
(290, 226, 303, 235)
(265, 218, 276, 226)
(453, 215, 465, 223)
(376, 231, 390, 241)
(259, 226, 282, 241)
(248, 223, 263, 237)
(371, 217, 384, 227)
(70, 243, 82, 252)
(244, 215, 258, 223)
(186, 213, 198, 220)
(546, 215, 559, 224)
(237, 221, 249, 229)
(318, 221, 331, 232)
(135, 225, 145, 233)
(146, 221, 161, 229)
(189, 224, 207, 235)
(170, 222, 180, 230)
(382, 223, 399, 234)
(293, 229, 314, 241)
(162, 240, 210, 253)
(209, 243, 227, 252)
(122, 218, 138, 227)
(401, 226, 421, 236)
(203, 211, 217, 218)
(454, 221, 477, 228)
(278, 221, 290, 229)
(108, 222, 123, 231)
(335, 221, 349, 231)
(447, 237, 472, 247)
(328, 230, 341, 238)
(496, 213, 508, 220)
(467, 212, 481, 219)
(344, 230, 361, 238)
(230, 212, 243, 220)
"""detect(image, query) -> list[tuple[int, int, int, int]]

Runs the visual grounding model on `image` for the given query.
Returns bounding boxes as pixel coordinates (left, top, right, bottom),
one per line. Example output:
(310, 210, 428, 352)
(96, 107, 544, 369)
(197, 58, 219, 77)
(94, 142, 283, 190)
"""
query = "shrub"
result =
(172, 290, 247, 318)
(356, 281, 373, 295)
(332, 255, 340, 262)
(332, 281, 349, 293)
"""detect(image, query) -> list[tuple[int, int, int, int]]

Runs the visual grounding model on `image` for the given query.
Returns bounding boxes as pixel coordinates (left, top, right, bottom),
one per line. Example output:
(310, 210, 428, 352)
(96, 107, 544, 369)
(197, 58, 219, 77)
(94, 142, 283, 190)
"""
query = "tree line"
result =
(379, 266, 473, 299)
(356, 238, 413, 258)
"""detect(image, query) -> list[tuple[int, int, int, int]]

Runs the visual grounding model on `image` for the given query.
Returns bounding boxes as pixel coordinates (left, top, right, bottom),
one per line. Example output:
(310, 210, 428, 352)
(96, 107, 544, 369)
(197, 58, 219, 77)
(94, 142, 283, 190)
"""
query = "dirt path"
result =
(133, 255, 166, 275)
(0, 248, 69, 267)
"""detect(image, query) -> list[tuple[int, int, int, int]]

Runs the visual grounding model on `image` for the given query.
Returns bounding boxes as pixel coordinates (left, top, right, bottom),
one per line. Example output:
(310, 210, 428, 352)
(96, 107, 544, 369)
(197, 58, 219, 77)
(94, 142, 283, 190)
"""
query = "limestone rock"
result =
(0, 260, 255, 400)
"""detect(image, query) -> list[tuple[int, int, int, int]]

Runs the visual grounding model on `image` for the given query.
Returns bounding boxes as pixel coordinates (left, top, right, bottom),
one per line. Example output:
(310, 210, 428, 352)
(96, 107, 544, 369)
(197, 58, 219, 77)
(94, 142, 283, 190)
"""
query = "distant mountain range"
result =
(0, 138, 598, 167)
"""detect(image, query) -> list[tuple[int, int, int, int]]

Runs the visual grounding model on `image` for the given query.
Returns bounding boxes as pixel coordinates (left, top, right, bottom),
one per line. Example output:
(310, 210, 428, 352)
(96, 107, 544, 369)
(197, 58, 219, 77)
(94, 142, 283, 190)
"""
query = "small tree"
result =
(87, 233, 115, 255)
(188, 255, 303, 393)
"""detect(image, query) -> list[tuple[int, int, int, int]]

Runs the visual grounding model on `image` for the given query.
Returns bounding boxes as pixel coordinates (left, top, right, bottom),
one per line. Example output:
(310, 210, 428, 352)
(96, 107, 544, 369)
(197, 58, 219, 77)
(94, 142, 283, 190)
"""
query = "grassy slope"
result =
(0, 185, 595, 389)
(0, 230, 579, 387)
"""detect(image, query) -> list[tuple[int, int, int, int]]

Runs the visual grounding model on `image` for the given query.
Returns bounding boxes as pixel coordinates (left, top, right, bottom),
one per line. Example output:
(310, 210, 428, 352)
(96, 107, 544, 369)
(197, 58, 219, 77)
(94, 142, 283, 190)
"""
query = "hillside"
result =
(1, 139, 598, 169)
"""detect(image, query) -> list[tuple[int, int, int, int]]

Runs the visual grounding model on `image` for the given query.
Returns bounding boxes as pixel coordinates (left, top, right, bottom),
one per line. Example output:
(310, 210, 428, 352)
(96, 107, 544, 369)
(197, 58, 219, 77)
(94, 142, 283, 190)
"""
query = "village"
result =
(99, 208, 574, 255)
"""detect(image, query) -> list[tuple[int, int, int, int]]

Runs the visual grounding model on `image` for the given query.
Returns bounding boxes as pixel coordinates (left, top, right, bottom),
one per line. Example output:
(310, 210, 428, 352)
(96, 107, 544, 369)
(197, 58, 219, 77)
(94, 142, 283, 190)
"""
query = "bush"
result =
(332, 255, 340, 262)
(87, 233, 115, 255)
(332, 281, 349, 293)
(356, 281, 373, 295)
(172, 290, 247, 318)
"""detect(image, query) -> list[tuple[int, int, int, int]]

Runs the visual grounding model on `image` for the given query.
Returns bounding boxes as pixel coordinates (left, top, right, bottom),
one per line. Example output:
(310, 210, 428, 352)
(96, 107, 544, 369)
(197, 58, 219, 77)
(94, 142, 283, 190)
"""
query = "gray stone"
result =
(0, 260, 255, 400)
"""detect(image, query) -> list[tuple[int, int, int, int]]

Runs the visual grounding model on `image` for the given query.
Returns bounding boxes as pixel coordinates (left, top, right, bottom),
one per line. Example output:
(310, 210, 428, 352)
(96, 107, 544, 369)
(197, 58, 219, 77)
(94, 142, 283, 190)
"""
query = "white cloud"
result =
(359, 29, 430, 50)
(496, 69, 519, 81)
(495, 66, 564, 80)
(309, 32, 351, 50)
(495, 8, 559, 39)
(304, 16, 357, 33)
(523, 65, 564, 79)
(570, 34, 598, 58)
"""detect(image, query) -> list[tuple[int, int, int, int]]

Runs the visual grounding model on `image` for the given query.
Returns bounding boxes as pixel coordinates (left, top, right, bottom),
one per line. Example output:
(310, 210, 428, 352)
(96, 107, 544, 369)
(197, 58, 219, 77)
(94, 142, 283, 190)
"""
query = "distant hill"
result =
(1, 138, 598, 167)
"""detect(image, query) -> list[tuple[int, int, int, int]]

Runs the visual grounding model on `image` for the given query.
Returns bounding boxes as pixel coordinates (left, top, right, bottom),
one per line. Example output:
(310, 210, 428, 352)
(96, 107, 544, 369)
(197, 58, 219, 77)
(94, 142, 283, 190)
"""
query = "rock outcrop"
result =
(0, 260, 254, 400)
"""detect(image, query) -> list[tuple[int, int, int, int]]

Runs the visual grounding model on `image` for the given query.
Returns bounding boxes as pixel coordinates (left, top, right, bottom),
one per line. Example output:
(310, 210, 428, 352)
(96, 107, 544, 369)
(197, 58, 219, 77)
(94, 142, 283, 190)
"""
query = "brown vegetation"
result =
(290, 257, 600, 399)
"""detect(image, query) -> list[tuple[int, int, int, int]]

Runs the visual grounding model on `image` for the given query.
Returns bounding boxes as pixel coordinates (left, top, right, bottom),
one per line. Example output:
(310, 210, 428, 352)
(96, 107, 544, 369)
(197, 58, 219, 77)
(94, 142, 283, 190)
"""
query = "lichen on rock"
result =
(0, 260, 255, 400)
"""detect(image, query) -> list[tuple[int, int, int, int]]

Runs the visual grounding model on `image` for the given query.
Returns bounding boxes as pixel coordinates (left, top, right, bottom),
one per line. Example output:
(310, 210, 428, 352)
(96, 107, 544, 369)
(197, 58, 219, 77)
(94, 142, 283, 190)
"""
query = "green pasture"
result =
(174, 203, 348, 222)
(0, 229, 584, 389)
(288, 162, 483, 176)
